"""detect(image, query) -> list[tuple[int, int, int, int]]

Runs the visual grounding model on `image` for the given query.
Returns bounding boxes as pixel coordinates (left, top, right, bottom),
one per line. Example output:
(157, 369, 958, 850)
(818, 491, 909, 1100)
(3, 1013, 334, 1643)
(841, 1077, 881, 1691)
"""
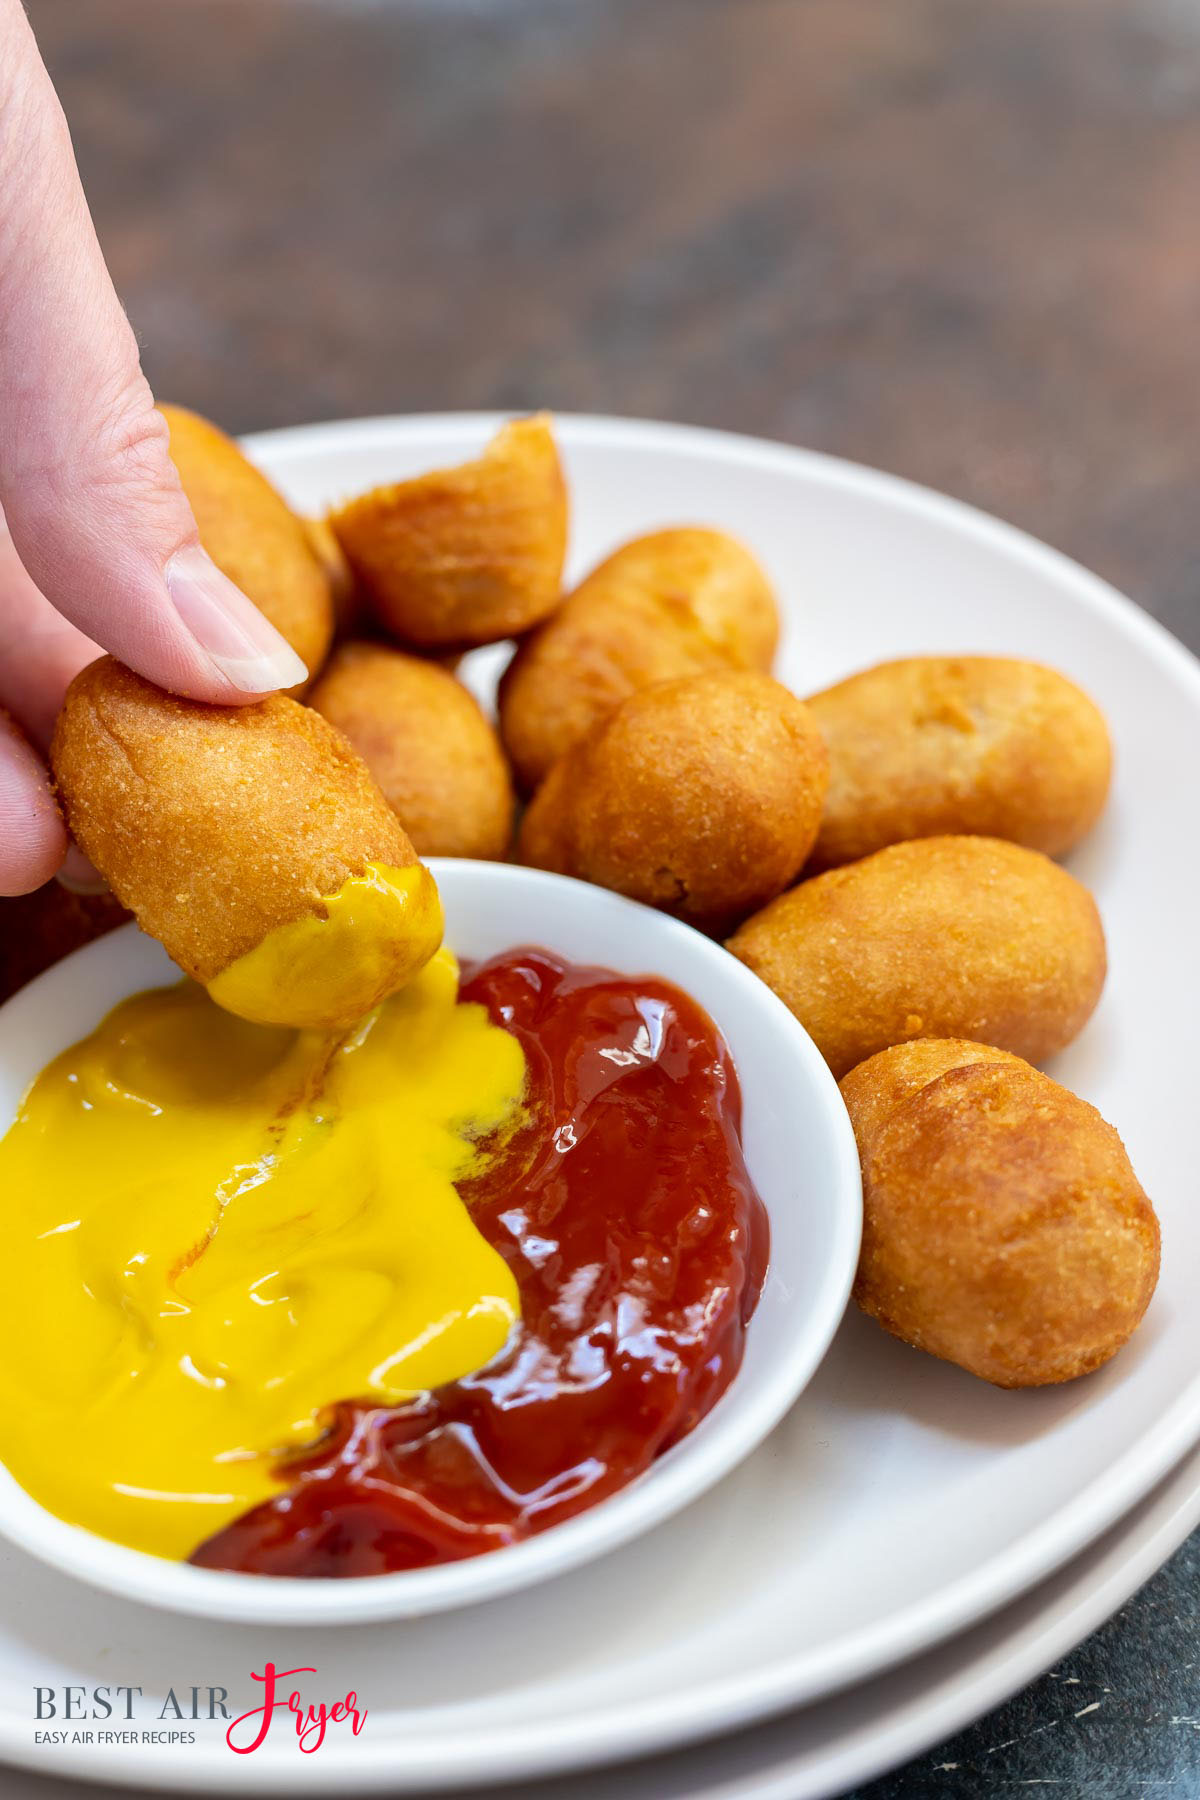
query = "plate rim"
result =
(245, 408, 1200, 708)
(676, 1434, 1200, 1800)
(6, 1444, 1200, 1799)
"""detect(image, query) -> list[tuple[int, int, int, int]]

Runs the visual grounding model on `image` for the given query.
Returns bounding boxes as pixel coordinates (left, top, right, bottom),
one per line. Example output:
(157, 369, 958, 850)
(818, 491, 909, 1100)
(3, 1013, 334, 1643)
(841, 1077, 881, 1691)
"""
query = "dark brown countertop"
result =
(36, 0, 1200, 655)
(17, 1, 1200, 1794)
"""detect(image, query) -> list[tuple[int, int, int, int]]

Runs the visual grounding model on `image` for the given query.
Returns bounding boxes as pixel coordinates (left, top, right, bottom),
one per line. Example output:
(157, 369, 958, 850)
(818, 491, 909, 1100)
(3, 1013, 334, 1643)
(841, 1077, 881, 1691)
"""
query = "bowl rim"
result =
(0, 860, 862, 1626)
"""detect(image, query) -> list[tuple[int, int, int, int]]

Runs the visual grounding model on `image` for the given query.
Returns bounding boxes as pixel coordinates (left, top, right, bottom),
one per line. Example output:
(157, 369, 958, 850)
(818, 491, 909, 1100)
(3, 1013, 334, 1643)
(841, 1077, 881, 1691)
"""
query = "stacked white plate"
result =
(2, 415, 1198, 1799)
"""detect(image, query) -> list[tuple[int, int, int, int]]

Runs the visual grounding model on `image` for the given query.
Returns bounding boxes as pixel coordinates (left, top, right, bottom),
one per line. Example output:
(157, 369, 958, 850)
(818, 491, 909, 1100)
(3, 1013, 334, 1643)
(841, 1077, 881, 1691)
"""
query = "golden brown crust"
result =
(51, 658, 414, 983)
(302, 514, 362, 639)
(727, 835, 1106, 1078)
(518, 670, 828, 933)
(841, 1040, 1160, 1386)
(498, 526, 779, 791)
(837, 1036, 1023, 1159)
(805, 656, 1112, 869)
(308, 642, 515, 860)
(330, 415, 567, 649)
(0, 883, 129, 1006)
(625, 528, 779, 668)
(161, 405, 335, 685)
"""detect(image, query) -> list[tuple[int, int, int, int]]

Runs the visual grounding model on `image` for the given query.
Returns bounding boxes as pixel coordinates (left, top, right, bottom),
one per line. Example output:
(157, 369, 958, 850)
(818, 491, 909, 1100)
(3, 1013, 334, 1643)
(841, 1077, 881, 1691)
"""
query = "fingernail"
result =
(57, 844, 109, 895)
(166, 544, 308, 693)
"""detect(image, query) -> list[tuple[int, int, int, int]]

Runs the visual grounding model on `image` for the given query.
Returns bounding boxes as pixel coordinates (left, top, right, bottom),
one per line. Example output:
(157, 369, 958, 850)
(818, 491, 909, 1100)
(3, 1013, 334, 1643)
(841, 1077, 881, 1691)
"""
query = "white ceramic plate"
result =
(9, 1440, 1200, 1800)
(6, 1437, 1200, 1800)
(329, 1433, 1200, 1800)
(0, 412, 1196, 1794)
(0, 864, 861, 1625)
(617, 1432, 1200, 1799)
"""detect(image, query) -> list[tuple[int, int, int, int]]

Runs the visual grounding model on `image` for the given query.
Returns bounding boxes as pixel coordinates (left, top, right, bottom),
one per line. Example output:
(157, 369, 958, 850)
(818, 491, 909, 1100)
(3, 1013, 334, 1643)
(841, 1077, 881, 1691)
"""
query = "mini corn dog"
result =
(499, 527, 779, 791)
(728, 835, 1106, 1078)
(161, 404, 335, 686)
(842, 1038, 1159, 1387)
(331, 415, 567, 649)
(805, 655, 1112, 870)
(309, 642, 515, 860)
(519, 669, 826, 934)
(51, 658, 442, 1030)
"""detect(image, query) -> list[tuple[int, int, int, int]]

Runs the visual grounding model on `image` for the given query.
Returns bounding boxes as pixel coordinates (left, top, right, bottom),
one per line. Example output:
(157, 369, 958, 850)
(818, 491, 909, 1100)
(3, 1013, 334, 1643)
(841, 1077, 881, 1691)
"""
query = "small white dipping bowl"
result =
(0, 861, 861, 1626)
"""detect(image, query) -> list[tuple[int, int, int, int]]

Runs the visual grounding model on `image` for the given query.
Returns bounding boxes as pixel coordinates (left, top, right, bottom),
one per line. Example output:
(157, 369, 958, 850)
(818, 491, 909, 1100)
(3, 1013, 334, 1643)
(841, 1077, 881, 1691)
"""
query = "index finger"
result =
(0, 521, 98, 748)
(0, 708, 67, 894)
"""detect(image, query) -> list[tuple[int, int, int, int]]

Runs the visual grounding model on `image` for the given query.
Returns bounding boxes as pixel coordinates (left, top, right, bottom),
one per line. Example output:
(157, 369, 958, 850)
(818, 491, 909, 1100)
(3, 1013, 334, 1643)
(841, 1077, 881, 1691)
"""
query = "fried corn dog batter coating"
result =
(842, 1038, 1160, 1387)
(161, 405, 335, 683)
(331, 415, 567, 649)
(727, 835, 1106, 1078)
(519, 670, 827, 934)
(302, 513, 362, 639)
(499, 527, 780, 791)
(51, 658, 419, 986)
(309, 642, 515, 861)
(806, 656, 1112, 870)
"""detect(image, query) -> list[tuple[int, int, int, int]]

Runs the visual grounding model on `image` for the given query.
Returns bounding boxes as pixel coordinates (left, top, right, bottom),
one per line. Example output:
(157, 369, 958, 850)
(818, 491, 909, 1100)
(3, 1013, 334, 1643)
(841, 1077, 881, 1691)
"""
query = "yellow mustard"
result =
(208, 862, 445, 1030)
(0, 948, 525, 1561)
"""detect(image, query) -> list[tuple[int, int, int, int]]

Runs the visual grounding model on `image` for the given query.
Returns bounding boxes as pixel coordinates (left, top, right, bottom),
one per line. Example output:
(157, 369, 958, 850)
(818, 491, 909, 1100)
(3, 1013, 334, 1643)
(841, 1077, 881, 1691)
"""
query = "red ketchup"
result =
(191, 949, 769, 1577)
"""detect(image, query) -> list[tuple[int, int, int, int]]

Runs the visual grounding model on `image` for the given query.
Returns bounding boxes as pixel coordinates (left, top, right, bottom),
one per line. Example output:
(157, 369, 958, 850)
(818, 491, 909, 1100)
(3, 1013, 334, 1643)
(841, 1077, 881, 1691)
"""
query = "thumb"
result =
(0, 2, 306, 703)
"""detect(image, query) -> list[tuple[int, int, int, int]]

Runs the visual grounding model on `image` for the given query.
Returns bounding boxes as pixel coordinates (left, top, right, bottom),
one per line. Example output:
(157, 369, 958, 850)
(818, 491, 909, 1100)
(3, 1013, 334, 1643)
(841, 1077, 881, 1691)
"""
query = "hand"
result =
(0, 0, 306, 896)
